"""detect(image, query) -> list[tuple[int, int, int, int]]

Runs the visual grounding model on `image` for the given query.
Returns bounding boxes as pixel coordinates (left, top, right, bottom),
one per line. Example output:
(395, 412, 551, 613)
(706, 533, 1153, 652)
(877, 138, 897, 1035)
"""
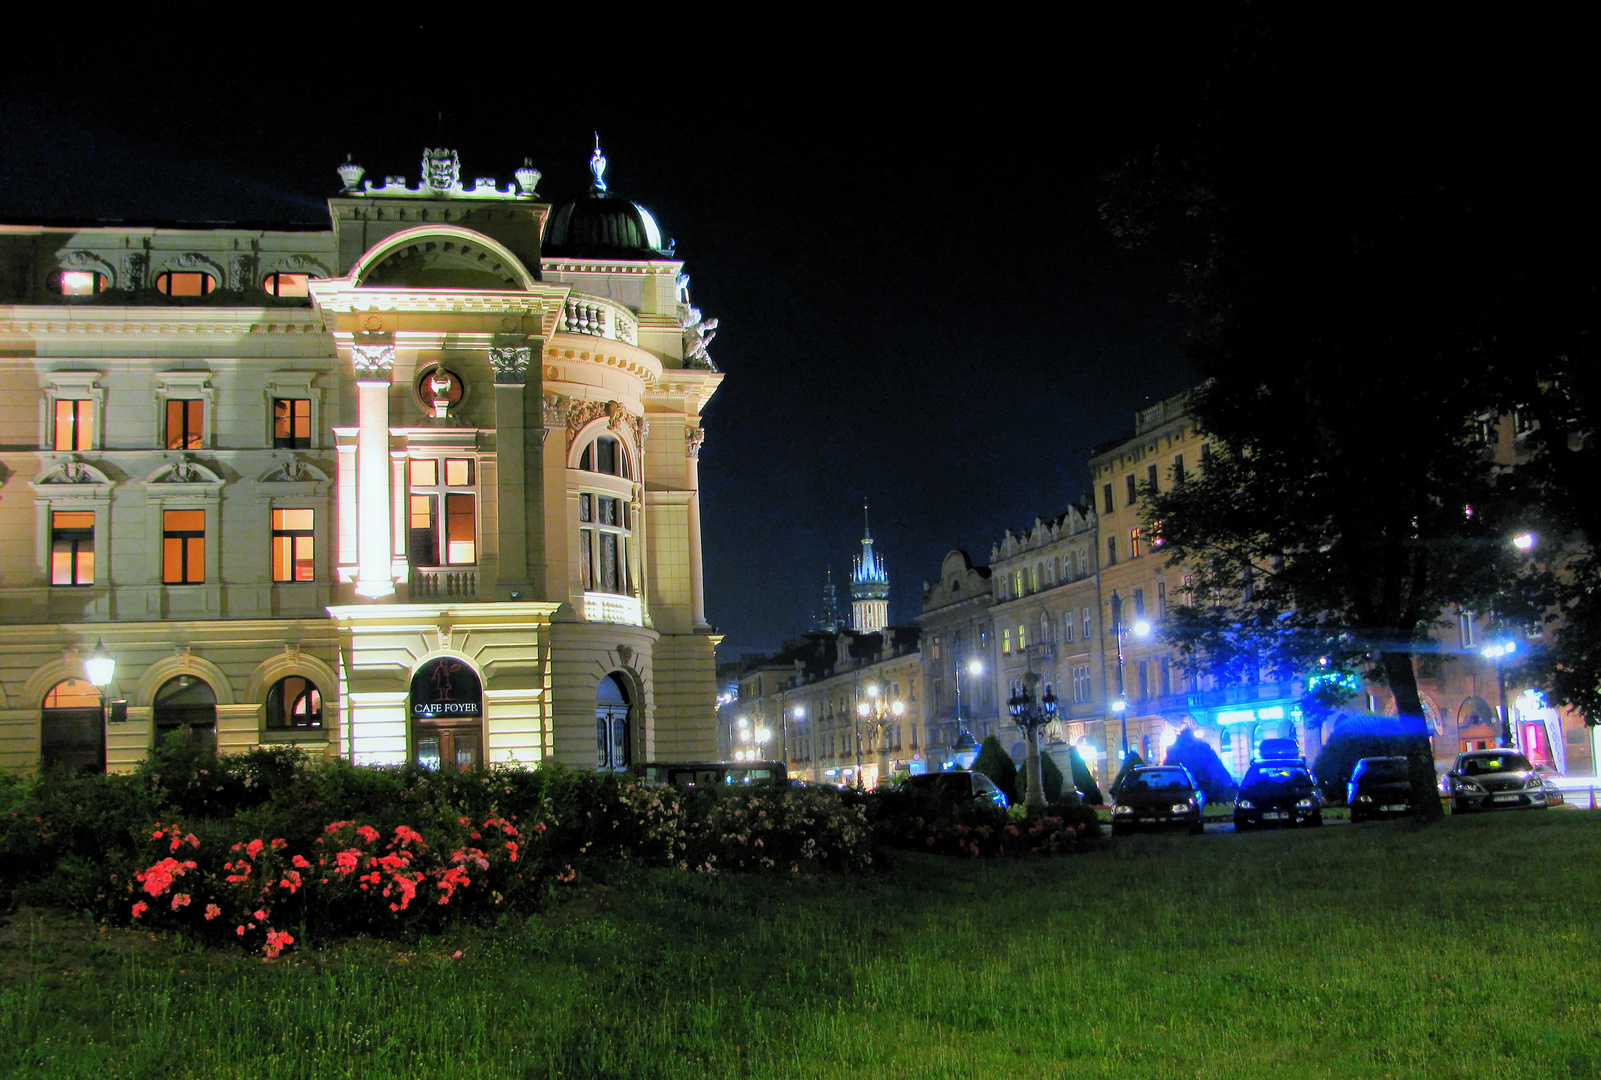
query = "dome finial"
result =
(589, 133, 608, 193)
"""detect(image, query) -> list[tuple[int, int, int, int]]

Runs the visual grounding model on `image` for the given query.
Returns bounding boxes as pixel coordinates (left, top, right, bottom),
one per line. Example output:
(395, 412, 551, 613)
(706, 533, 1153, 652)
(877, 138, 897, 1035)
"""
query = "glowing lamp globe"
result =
(85, 640, 115, 688)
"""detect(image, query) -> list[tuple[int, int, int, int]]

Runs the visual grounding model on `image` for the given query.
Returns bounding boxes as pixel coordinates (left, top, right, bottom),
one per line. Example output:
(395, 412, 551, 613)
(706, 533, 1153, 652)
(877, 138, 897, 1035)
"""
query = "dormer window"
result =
(580, 435, 629, 478)
(50, 270, 107, 296)
(261, 273, 314, 297)
(156, 272, 215, 297)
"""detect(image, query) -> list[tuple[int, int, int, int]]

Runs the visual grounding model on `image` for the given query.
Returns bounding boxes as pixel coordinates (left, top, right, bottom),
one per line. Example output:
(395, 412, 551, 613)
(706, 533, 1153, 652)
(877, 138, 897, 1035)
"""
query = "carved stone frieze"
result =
(542, 392, 569, 429)
(685, 427, 705, 459)
(565, 399, 643, 451)
(352, 344, 396, 382)
(121, 253, 148, 291)
(490, 346, 532, 385)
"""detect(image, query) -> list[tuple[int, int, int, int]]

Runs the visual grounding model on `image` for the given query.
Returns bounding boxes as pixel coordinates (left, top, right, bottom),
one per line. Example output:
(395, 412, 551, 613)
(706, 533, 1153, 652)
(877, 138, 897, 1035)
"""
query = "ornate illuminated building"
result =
(0, 143, 723, 776)
(850, 504, 889, 634)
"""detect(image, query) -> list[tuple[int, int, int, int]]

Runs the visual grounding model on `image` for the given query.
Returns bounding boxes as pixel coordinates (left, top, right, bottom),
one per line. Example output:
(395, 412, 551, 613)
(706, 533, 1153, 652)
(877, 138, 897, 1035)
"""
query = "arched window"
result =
(154, 675, 217, 755)
(265, 676, 322, 731)
(579, 435, 630, 478)
(596, 674, 631, 771)
(155, 272, 215, 296)
(410, 658, 483, 772)
(41, 678, 104, 774)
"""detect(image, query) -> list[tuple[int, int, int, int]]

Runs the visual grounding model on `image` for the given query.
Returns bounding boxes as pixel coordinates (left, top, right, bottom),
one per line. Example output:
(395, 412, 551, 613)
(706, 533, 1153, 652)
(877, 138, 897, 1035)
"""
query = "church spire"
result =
(851, 501, 890, 633)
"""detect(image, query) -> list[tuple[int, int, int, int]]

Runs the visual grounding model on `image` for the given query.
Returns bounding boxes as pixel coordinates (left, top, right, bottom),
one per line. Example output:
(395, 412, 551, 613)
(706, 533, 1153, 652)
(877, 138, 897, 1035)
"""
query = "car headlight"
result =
(1353, 794, 1373, 803)
(1236, 799, 1254, 810)
(1296, 797, 1315, 808)
(1172, 802, 1195, 814)
(1112, 804, 1133, 815)
(1526, 778, 1546, 791)
(1456, 780, 1484, 793)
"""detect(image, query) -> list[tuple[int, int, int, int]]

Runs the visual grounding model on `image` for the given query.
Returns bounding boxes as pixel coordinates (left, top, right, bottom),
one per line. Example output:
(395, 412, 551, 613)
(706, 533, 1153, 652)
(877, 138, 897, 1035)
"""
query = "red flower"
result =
(236, 925, 247, 936)
(204, 904, 221, 921)
(277, 870, 302, 894)
(170, 893, 192, 911)
(245, 839, 265, 859)
(253, 908, 268, 921)
(131, 901, 148, 918)
(263, 930, 295, 959)
(291, 854, 311, 869)
(355, 825, 379, 845)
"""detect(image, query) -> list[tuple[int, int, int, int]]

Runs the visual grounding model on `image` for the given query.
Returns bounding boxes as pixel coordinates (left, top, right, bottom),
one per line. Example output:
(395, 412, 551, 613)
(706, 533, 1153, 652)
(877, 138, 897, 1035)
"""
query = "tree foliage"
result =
(972, 735, 1018, 804)
(1016, 750, 1064, 805)
(1162, 729, 1237, 804)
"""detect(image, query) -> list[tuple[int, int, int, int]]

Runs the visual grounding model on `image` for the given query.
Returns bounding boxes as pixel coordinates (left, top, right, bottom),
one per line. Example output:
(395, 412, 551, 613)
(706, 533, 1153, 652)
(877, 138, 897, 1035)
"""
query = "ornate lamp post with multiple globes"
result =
(1008, 670, 1061, 815)
(856, 683, 905, 789)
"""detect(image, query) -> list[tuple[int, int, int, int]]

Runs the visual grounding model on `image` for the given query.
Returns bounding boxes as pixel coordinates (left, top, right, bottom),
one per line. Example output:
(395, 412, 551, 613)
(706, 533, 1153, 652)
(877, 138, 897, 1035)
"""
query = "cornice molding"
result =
(0, 306, 327, 338)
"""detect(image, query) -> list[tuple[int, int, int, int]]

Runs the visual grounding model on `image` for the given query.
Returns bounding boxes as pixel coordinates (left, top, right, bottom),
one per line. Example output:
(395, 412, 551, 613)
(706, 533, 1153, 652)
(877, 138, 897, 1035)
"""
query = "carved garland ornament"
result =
(352, 344, 396, 382)
(565, 400, 643, 452)
(542, 392, 569, 429)
(685, 427, 705, 458)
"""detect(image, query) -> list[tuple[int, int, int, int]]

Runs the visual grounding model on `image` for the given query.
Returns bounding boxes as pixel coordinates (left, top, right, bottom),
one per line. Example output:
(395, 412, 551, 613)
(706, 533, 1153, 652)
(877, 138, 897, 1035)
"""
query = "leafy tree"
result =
(1108, 750, 1145, 801)
(1309, 724, 1420, 805)
(1103, 8, 1589, 817)
(1066, 746, 1104, 807)
(1162, 729, 1236, 804)
(971, 735, 1017, 805)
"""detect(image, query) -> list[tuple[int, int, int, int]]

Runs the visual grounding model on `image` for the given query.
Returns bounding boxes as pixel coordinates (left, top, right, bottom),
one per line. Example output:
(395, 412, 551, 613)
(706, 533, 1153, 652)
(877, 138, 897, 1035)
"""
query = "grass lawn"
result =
(2, 811, 1597, 1079)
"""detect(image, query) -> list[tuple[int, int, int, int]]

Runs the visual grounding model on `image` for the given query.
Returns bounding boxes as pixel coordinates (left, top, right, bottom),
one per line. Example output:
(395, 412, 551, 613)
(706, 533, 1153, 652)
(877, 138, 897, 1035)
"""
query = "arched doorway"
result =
(596, 674, 631, 771)
(410, 657, 483, 772)
(154, 675, 217, 755)
(41, 679, 104, 774)
(1456, 696, 1498, 752)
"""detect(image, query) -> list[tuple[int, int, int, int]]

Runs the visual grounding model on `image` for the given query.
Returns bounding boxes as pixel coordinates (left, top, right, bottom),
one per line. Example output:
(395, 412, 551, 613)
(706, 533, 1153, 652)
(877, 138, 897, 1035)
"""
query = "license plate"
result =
(1380, 804, 1407, 812)
(1263, 812, 1288, 820)
(1138, 817, 1167, 823)
(1492, 794, 1520, 803)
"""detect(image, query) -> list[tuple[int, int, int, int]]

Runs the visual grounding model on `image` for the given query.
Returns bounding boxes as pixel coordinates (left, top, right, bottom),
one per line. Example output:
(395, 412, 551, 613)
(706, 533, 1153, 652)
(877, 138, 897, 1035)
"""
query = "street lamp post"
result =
(85, 638, 116, 773)
(1112, 615, 1153, 761)
(1481, 640, 1518, 749)
(1007, 670, 1061, 814)
(856, 683, 905, 789)
(952, 657, 982, 763)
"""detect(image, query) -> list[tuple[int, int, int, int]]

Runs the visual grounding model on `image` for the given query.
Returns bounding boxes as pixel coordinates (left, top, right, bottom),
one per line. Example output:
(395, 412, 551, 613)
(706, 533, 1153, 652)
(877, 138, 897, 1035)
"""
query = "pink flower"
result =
(277, 870, 302, 894)
(452, 950, 463, 959)
(355, 825, 379, 845)
(236, 925, 247, 937)
(270, 838, 287, 851)
(291, 854, 311, 869)
(253, 908, 268, 921)
(245, 839, 265, 859)
(131, 901, 148, 918)
(170, 893, 191, 910)
(262, 930, 295, 959)
(185, 833, 200, 849)
(333, 849, 360, 875)
(393, 825, 426, 846)
(204, 904, 221, 921)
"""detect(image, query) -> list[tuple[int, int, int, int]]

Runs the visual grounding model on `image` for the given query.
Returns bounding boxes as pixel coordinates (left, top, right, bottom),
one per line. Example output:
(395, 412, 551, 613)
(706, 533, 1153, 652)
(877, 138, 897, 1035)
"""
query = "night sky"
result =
(2, 15, 1257, 657)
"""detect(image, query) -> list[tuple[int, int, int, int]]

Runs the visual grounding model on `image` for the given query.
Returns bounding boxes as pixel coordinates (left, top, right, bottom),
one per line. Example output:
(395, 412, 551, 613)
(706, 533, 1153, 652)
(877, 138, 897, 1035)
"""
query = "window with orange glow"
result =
(156, 272, 214, 296)
(273, 398, 311, 449)
(406, 458, 476, 567)
(51, 270, 106, 296)
(165, 399, 203, 450)
(270, 508, 314, 582)
(53, 399, 91, 451)
(162, 510, 205, 584)
(261, 273, 312, 297)
(44, 678, 101, 708)
(50, 511, 95, 585)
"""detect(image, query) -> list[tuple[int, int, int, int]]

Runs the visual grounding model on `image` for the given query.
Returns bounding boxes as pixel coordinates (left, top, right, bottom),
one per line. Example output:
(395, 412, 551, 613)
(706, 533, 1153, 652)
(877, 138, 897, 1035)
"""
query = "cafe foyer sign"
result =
(410, 657, 483, 720)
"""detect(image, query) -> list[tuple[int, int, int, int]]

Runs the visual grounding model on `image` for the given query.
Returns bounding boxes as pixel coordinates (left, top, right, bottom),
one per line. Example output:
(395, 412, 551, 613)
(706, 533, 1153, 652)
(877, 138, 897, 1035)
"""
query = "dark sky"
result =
(2, 15, 1233, 657)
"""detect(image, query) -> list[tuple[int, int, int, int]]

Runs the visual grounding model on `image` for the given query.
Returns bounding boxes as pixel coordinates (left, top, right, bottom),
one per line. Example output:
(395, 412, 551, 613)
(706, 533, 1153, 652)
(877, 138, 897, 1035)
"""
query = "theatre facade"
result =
(0, 145, 722, 775)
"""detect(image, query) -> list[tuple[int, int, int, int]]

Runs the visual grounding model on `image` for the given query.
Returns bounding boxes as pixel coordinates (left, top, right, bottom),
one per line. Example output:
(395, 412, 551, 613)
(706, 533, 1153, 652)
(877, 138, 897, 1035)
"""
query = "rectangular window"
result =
(445, 494, 476, 564)
(165, 399, 203, 450)
(1147, 463, 1158, 491)
(1173, 454, 1186, 486)
(1017, 624, 1027, 649)
(1062, 613, 1075, 643)
(273, 398, 311, 449)
(1002, 628, 1011, 654)
(1138, 660, 1150, 700)
(1014, 569, 1024, 596)
(932, 636, 942, 660)
(1102, 483, 1114, 514)
(1182, 574, 1194, 606)
(1082, 606, 1092, 639)
(1130, 527, 1142, 558)
(1125, 474, 1138, 507)
(53, 399, 92, 451)
(50, 510, 95, 585)
(1458, 611, 1475, 649)
(1134, 588, 1146, 619)
(1072, 665, 1091, 704)
(270, 508, 314, 582)
(1160, 656, 1172, 697)
(407, 457, 477, 567)
(1200, 443, 1213, 474)
(162, 509, 205, 584)
(409, 495, 438, 565)
(1106, 537, 1117, 566)
(1157, 581, 1167, 620)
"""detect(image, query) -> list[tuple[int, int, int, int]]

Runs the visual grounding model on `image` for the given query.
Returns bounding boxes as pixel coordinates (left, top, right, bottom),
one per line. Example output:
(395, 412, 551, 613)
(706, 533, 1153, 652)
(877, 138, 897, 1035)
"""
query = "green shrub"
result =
(681, 786, 871, 874)
(1067, 746, 1105, 806)
(1310, 730, 1426, 802)
(1163, 729, 1238, 803)
(1110, 750, 1146, 798)
(972, 735, 1018, 803)
(1016, 751, 1065, 803)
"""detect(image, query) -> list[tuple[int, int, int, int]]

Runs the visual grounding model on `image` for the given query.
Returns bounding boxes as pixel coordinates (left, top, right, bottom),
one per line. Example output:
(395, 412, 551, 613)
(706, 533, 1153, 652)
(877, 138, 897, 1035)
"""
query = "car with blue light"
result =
(1235, 762, 1323, 829)
(1446, 750, 1550, 813)
(1110, 765, 1206, 835)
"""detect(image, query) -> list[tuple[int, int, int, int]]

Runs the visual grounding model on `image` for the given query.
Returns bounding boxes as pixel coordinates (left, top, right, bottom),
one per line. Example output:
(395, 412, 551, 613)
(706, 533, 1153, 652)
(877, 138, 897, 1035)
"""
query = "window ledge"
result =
(261, 729, 329, 744)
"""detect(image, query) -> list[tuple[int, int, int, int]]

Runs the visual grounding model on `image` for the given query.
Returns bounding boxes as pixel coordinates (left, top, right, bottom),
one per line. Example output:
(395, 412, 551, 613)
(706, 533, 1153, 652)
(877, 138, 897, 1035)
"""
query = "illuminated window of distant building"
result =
(1125, 474, 1137, 506)
(271, 509, 315, 582)
(165, 399, 203, 450)
(265, 675, 323, 730)
(50, 511, 95, 586)
(1130, 527, 1141, 558)
(1458, 611, 1475, 649)
(49, 269, 108, 296)
(1013, 570, 1023, 596)
(273, 398, 311, 449)
(261, 273, 315, 297)
(408, 458, 477, 567)
(52, 399, 92, 451)
(1017, 624, 1027, 649)
(1001, 628, 1011, 654)
(155, 272, 214, 296)
(932, 636, 942, 660)
(162, 510, 205, 584)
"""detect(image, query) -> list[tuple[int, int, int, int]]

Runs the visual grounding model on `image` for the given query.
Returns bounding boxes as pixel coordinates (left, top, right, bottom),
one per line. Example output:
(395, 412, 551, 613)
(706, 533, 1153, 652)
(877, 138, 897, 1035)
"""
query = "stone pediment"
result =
(32, 459, 113, 487)
(144, 459, 224, 486)
(259, 459, 329, 484)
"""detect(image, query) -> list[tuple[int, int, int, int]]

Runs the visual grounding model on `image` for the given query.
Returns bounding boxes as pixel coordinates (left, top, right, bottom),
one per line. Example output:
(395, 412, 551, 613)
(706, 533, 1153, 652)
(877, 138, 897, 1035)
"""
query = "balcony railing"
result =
(561, 297, 638, 345)
(410, 569, 477, 597)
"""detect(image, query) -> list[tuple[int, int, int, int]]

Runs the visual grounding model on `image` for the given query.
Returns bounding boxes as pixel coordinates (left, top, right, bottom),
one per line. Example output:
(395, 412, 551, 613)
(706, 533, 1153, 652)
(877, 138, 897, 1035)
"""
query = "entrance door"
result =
(415, 728, 480, 772)
(596, 674, 630, 771)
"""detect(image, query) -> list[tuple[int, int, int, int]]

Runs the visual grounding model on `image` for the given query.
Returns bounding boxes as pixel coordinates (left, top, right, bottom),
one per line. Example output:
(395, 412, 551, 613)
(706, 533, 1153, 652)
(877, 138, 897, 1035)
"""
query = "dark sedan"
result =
(1347, 756, 1416, 822)
(1235, 763, 1323, 829)
(1110, 766, 1206, 835)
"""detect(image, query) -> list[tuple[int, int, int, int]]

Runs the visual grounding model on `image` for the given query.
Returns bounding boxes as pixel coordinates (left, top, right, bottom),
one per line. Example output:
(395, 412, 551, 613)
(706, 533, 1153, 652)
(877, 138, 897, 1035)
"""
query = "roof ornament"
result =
(337, 154, 365, 192)
(514, 157, 541, 195)
(421, 147, 461, 194)
(590, 134, 608, 193)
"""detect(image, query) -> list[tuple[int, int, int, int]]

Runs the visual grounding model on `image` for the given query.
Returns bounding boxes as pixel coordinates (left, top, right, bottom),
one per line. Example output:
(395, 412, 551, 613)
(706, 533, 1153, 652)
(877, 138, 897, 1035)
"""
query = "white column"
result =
(353, 345, 396, 599)
(686, 426, 708, 628)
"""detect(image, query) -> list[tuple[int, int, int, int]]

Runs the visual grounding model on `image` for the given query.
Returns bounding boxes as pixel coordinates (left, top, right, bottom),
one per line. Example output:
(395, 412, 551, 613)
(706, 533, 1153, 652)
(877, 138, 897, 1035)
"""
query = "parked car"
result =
(1446, 750, 1550, 813)
(1535, 764, 1565, 807)
(1347, 756, 1416, 821)
(634, 761, 790, 790)
(1109, 765, 1206, 835)
(1255, 737, 1304, 764)
(1235, 763, 1323, 829)
(899, 769, 1008, 808)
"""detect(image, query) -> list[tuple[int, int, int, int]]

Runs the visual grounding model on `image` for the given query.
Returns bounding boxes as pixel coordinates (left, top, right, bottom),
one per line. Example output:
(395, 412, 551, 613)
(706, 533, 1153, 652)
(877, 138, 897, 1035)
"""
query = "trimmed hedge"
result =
(1164, 729, 1238, 803)
(972, 735, 1019, 803)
